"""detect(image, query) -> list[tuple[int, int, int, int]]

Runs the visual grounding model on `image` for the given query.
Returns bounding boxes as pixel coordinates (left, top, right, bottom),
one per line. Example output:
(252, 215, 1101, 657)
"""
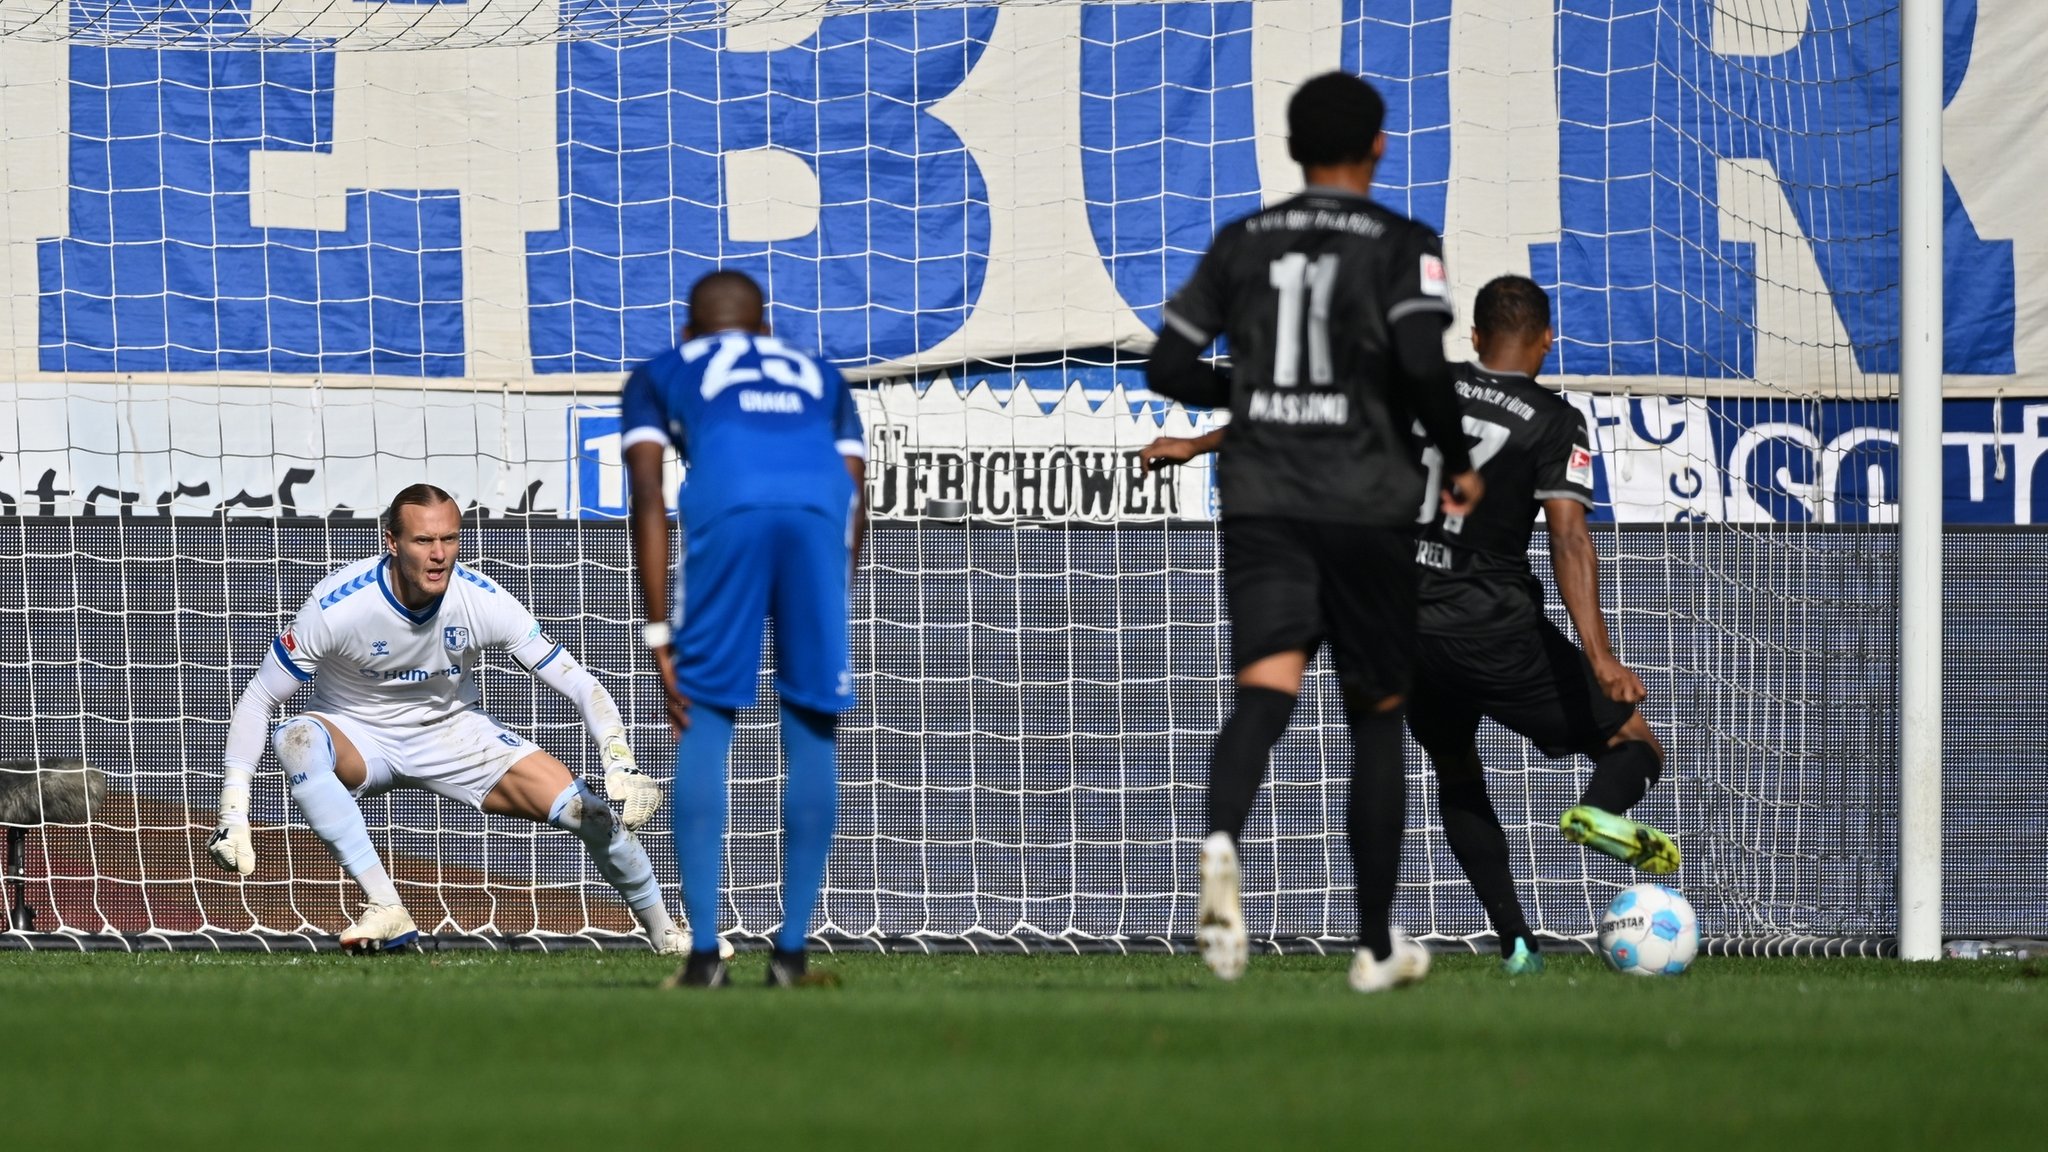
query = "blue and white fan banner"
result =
(0, 0, 2040, 392)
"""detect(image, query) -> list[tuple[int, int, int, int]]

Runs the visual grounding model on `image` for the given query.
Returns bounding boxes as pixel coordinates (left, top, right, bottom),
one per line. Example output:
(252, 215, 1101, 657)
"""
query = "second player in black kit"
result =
(1144, 72, 1482, 993)
(1407, 275, 1679, 971)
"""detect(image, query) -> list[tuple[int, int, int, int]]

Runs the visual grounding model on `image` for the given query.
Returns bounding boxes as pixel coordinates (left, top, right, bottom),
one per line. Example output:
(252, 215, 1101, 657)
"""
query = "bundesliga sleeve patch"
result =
(1567, 445, 1595, 487)
(280, 630, 297, 653)
(1420, 254, 1449, 299)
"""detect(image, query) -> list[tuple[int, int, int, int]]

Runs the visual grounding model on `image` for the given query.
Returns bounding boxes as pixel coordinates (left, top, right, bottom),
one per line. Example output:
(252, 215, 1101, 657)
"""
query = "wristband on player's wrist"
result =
(641, 622, 673, 649)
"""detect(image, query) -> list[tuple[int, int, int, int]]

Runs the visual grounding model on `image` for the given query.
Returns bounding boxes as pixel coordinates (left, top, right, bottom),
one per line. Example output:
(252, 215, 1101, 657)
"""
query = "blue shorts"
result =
(674, 505, 854, 714)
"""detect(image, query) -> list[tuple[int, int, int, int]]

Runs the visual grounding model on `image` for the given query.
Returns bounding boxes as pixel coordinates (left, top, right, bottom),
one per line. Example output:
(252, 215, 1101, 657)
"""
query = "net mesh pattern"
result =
(3, 520, 2028, 947)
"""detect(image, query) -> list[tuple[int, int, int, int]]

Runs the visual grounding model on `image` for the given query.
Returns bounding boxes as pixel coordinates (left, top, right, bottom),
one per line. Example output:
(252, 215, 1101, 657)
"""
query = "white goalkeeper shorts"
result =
(309, 708, 541, 811)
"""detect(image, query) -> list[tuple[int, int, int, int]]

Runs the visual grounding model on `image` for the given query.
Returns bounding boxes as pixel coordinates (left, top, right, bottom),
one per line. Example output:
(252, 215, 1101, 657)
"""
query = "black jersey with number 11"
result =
(1161, 188, 1455, 526)
(1414, 363, 1596, 636)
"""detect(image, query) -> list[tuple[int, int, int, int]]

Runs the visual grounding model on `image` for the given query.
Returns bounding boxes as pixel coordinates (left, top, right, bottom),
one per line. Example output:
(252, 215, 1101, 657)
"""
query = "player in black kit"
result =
(1408, 274, 1679, 974)
(1148, 275, 1680, 976)
(1143, 72, 1483, 994)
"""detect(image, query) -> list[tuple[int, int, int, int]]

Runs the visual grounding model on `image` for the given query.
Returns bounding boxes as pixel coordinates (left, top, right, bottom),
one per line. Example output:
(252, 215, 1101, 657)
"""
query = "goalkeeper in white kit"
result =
(207, 484, 692, 953)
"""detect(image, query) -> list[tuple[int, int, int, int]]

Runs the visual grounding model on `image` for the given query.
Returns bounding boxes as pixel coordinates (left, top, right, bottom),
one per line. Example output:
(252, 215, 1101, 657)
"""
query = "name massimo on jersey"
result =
(1248, 390, 1350, 426)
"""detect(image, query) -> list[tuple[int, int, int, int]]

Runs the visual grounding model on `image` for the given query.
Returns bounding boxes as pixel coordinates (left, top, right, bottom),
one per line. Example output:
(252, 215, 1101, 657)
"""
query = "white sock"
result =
(278, 718, 400, 907)
(633, 898, 678, 942)
(291, 769, 400, 906)
(548, 781, 667, 934)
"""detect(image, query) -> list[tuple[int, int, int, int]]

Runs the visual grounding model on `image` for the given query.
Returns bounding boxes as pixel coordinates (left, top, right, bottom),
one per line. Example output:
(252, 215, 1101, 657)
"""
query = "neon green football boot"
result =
(1501, 937, 1545, 976)
(1559, 805, 1681, 874)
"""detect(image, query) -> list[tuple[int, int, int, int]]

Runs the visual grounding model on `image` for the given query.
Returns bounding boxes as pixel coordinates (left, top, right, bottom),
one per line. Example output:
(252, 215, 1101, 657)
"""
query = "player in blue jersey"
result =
(623, 270, 866, 989)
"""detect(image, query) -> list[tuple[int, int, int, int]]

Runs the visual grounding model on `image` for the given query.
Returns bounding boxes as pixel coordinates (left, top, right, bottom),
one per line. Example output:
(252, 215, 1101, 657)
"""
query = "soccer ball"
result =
(1598, 883, 1698, 976)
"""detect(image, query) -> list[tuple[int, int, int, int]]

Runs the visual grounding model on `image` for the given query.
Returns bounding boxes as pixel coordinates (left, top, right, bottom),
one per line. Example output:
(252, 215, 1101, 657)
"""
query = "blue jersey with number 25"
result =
(620, 331, 866, 525)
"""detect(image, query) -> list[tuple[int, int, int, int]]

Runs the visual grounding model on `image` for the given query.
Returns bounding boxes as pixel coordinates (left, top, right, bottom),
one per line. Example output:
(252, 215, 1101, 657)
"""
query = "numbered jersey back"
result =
(620, 332, 866, 525)
(1414, 363, 1596, 636)
(1161, 188, 1454, 526)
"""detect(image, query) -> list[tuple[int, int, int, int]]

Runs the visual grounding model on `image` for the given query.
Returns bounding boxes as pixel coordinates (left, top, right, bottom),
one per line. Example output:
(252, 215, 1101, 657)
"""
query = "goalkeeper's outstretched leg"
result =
(271, 713, 700, 953)
(485, 749, 692, 949)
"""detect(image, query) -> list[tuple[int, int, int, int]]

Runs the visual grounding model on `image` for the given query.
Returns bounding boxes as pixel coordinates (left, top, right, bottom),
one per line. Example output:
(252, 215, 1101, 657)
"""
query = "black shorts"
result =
(1222, 516, 1417, 700)
(1406, 616, 1635, 759)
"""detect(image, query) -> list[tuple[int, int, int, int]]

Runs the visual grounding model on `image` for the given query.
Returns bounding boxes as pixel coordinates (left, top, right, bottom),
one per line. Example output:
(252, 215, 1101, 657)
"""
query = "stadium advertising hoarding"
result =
(0, 0, 2044, 395)
(2, 373, 2046, 524)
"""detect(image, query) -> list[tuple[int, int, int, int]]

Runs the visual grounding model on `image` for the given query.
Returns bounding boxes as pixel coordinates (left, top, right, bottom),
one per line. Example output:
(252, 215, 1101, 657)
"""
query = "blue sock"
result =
(672, 704, 736, 954)
(777, 700, 839, 954)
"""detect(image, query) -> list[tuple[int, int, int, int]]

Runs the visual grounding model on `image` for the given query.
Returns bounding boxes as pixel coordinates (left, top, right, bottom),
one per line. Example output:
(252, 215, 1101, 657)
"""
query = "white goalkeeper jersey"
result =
(270, 554, 560, 729)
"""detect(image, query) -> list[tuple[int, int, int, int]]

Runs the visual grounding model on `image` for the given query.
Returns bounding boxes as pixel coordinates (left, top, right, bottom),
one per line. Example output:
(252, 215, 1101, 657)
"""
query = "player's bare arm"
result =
(1543, 495, 1645, 705)
(625, 438, 690, 734)
(1141, 427, 1226, 472)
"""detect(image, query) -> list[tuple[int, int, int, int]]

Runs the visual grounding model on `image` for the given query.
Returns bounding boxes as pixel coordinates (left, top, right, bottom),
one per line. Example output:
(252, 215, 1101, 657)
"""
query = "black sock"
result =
(1206, 686, 1297, 841)
(1344, 698, 1407, 961)
(1436, 766, 1533, 956)
(1579, 740, 1663, 814)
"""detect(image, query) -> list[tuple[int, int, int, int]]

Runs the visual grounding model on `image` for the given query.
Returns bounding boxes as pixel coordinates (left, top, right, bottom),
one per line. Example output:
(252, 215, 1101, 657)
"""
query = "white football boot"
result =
(339, 902, 419, 954)
(1197, 831, 1249, 980)
(653, 924, 735, 961)
(1347, 929, 1431, 993)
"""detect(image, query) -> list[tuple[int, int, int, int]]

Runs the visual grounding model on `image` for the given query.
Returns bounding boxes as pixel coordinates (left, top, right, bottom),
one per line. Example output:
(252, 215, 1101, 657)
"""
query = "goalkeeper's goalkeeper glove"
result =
(207, 780, 256, 876)
(602, 736, 662, 831)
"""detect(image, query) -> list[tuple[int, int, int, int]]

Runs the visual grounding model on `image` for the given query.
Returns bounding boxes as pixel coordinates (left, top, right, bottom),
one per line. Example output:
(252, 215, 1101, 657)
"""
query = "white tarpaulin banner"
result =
(6, 370, 2047, 524)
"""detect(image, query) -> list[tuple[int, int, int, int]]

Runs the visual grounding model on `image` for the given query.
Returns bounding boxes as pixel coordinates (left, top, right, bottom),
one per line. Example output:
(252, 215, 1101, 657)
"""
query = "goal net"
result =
(0, 0, 2024, 952)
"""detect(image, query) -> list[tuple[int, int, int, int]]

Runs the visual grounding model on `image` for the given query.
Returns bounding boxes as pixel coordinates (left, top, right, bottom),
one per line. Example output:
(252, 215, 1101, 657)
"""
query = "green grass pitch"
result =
(3, 950, 2042, 1149)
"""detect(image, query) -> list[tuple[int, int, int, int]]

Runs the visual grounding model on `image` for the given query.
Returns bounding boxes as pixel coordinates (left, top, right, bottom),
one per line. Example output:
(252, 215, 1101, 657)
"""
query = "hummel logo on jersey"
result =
(443, 626, 470, 652)
(371, 640, 390, 656)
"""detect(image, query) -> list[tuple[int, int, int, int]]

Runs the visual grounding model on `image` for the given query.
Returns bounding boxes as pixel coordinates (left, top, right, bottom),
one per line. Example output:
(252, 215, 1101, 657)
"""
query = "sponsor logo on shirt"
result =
(1567, 445, 1595, 487)
(443, 625, 471, 652)
(371, 639, 390, 656)
(362, 665, 461, 683)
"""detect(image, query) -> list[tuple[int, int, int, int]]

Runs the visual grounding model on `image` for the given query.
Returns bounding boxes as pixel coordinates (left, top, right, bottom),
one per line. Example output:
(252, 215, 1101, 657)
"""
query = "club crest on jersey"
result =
(443, 625, 471, 653)
(1420, 254, 1449, 299)
(1567, 445, 1595, 487)
(371, 640, 390, 656)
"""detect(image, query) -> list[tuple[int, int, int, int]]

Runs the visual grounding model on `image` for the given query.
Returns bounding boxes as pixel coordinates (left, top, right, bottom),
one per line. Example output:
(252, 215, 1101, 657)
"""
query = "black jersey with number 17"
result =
(1161, 188, 1455, 526)
(1414, 363, 1596, 636)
